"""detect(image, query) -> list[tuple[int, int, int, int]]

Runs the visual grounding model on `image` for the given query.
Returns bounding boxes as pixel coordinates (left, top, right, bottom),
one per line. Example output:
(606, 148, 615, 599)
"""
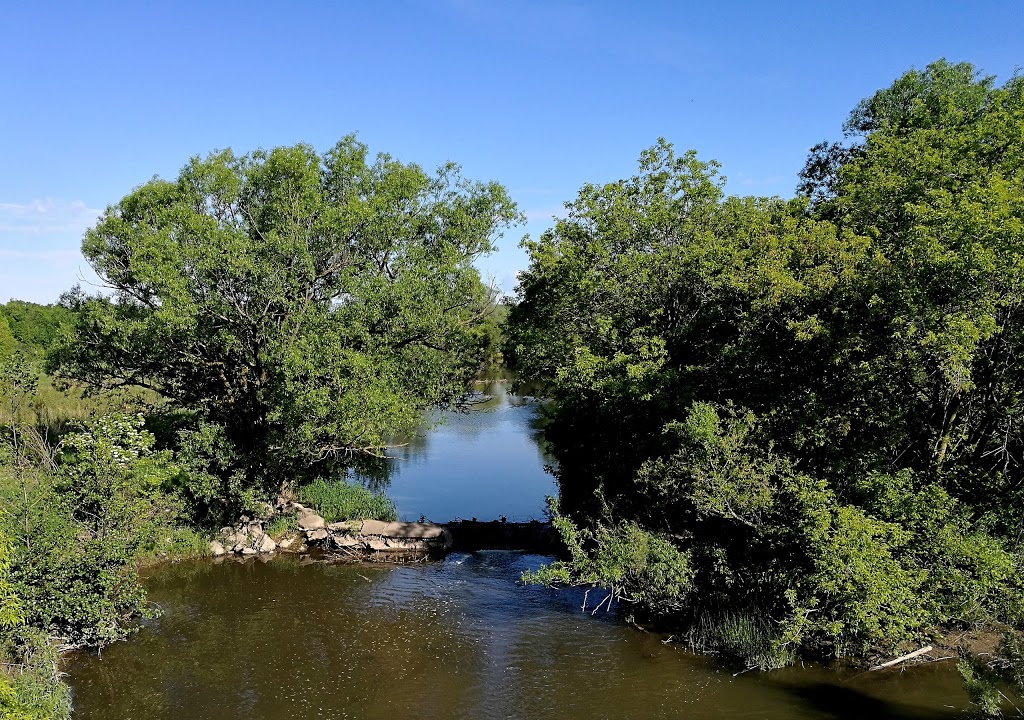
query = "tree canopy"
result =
(0, 301, 74, 357)
(507, 60, 1024, 664)
(53, 136, 521, 511)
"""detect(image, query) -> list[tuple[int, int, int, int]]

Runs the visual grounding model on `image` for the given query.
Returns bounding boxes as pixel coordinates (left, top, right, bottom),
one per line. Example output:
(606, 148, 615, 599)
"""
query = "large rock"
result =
(224, 530, 248, 548)
(327, 521, 359, 533)
(365, 537, 391, 552)
(209, 540, 227, 557)
(306, 528, 329, 543)
(258, 534, 277, 553)
(332, 535, 363, 549)
(297, 509, 325, 531)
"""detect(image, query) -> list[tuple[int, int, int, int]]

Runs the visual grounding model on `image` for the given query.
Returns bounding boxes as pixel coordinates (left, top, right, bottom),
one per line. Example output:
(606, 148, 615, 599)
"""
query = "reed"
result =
(295, 479, 398, 523)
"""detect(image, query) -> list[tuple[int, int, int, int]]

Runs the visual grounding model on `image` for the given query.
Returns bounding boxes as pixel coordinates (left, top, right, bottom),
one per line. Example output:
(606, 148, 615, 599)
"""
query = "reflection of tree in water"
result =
(527, 399, 557, 470)
(351, 382, 554, 497)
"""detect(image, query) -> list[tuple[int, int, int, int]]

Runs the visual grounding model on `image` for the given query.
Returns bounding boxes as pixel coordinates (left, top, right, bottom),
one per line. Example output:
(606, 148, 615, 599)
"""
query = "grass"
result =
(0, 372, 162, 434)
(265, 513, 296, 537)
(684, 610, 794, 671)
(295, 479, 398, 523)
(136, 526, 212, 565)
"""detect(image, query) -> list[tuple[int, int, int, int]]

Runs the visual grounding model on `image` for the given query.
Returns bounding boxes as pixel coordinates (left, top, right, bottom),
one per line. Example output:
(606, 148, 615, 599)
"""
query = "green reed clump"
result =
(296, 479, 398, 523)
(684, 610, 794, 671)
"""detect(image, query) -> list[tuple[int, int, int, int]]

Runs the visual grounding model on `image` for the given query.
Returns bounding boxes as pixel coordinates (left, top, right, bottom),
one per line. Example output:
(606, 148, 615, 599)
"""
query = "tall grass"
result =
(0, 373, 161, 434)
(295, 479, 398, 523)
(684, 610, 794, 670)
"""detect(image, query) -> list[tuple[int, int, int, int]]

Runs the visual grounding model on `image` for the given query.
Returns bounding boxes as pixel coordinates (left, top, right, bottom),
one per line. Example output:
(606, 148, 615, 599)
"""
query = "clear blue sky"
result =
(1, 0, 1021, 303)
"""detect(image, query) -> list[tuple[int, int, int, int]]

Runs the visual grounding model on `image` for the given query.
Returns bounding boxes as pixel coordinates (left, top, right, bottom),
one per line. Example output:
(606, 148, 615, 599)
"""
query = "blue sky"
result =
(1, 1, 1021, 303)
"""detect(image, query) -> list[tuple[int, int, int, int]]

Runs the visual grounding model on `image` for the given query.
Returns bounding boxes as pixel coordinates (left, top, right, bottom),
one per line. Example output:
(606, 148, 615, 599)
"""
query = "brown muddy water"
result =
(64, 385, 970, 718)
(66, 553, 967, 719)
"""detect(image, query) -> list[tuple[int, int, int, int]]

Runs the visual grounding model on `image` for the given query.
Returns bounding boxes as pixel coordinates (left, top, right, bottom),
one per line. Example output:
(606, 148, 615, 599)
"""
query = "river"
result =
(65, 383, 969, 719)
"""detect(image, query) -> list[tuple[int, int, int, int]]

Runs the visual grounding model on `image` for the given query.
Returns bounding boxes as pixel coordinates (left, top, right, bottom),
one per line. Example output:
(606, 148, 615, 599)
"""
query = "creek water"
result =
(381, 383, 556, 523)
(65, 384, 969, 719)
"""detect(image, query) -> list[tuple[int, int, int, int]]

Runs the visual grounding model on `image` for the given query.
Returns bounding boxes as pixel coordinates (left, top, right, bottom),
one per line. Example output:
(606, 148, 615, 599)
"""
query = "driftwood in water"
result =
(870, 645, 933, 671)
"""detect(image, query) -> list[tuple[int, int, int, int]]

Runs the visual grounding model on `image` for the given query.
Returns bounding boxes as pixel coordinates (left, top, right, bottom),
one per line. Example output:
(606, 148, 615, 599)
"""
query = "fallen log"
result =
(870, 645, 933, 671)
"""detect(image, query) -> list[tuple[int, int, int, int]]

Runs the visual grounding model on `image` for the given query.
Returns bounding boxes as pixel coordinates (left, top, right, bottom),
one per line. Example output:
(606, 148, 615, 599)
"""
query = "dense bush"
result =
(0, 362, 201, 717)
(1, 413, 186, 647)
(509, 60, 1024, 665)
(0, 302, 74, 358)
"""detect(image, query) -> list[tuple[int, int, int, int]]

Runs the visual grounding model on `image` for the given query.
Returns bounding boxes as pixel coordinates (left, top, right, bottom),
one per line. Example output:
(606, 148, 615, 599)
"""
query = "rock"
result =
(327, 521, 358, 533)
(240, 546, 258, 555)
(306, 528, 329, 543)
(278, 536, 294, 549)
(366, 537, 391, 551)
(209, 540, 227, 556)
(219, 526, 234, 538)
(332, 535, 362, 549)
(223, 530, 246, 547)
(297, 509, 325, 531)
(258, 534, 277, 553)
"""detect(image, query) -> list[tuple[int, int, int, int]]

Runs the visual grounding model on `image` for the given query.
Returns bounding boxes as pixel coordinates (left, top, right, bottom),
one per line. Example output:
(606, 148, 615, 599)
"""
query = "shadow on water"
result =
(786, 680, 964, 720)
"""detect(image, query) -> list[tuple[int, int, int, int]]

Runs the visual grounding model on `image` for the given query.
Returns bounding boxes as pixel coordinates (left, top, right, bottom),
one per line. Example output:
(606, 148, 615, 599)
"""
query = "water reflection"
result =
(369, 382, 557, 522)
(66, 554, 969, 720)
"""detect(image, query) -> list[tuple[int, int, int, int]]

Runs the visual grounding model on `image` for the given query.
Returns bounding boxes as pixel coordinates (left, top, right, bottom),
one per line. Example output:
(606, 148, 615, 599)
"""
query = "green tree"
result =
(508, 60, 1024, 664)
(0, 317, 15, 363)
(52, 137, 521, 512)
(0, 301, 74, 357)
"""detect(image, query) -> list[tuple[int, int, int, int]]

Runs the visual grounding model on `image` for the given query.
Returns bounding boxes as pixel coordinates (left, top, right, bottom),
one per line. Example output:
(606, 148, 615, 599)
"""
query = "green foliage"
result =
(508, 60, 1024, 662)
(295, 478, 398, 523)
(0, 359, 206, 719)
(959, 657, 1005, 718)
(0, 317, 15, 363)
(523, 498, 694, 616)
(685, 610, 794, 671)
(51, 137, 522, 512)
(1, 413, 183, 647)
(1, 494, 72, 720)
(0, 535, 22, 634)
(0, 301, 74, 358)
(0, 627, 72, 720)
(264, 512, 295, 538)
(961, 632, 1024, 717)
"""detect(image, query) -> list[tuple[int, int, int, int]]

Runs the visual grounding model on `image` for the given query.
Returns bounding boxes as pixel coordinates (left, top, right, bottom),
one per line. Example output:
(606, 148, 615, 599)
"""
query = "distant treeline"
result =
(0, 300, 74, 359)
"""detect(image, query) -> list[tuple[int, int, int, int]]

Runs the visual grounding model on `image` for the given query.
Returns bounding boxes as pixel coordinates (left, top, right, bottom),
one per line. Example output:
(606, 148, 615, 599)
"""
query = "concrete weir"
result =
(211, 504, 562, 561)
(316, 518, 562, 560)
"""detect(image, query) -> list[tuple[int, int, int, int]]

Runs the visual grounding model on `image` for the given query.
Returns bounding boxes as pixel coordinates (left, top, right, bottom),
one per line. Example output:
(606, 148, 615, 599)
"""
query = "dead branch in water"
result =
(870, 645, 933, 671)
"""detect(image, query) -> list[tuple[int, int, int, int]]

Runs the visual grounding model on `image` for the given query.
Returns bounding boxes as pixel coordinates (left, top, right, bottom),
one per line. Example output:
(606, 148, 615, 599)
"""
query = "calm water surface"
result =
(65, 384, 969, 719)
(383, 382, 555, 522)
